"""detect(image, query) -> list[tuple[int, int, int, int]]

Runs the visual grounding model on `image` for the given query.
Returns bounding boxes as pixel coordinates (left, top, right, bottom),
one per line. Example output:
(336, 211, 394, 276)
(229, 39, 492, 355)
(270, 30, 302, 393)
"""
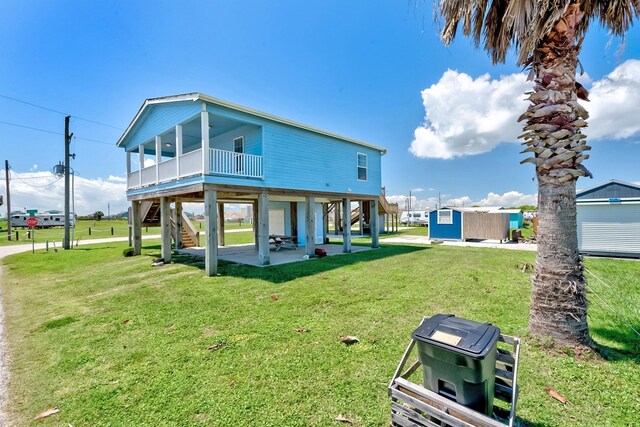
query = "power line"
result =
(9, 169, 63, 188)
(0, 119, 113, 146)
(0, 93, 124, 130)
(0, 120, 62, 136)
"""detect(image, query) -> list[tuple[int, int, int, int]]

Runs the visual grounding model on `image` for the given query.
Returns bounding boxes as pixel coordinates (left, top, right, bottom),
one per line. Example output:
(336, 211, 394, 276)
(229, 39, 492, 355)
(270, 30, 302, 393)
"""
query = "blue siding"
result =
(428, 209, 463, 240)
(262, 123, 382, 196)
(211, 124, 262, 156)
(509, 212, 523, 229)
(295, 202, 324, 246)
(123, 102, 201, 151)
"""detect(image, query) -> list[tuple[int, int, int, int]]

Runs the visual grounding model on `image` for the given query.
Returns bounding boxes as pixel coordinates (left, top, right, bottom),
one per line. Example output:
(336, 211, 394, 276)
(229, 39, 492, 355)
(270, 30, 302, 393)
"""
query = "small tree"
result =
(93, 211, 105, 221)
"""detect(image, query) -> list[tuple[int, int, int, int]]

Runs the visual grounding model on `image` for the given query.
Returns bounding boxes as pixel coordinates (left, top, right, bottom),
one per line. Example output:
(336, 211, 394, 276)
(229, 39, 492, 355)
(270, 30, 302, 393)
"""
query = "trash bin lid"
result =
(412, 314, 500, 358)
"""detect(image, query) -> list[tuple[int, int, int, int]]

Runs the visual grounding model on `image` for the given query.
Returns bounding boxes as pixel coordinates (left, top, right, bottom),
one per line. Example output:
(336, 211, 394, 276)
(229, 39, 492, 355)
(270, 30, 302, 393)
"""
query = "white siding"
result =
(577, 203, 640, 256)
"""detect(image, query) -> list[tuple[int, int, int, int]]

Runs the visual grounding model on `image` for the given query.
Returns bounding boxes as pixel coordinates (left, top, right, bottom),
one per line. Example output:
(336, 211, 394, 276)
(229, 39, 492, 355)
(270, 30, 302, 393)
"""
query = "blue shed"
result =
(428, 208, 463, 240)
(501, 209, 524, 229)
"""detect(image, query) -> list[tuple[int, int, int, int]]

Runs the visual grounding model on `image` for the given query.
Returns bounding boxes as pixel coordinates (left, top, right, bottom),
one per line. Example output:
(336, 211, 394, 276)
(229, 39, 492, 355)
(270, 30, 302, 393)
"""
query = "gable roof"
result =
(116, 92, 387, 153)
(577, 179, 640, 199)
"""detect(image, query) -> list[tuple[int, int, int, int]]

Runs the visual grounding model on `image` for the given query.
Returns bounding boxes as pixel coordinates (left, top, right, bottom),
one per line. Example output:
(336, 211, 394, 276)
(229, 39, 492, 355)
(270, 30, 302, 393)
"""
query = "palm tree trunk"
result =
(530, 176, 589, 343)
(520, 4, 591, 345)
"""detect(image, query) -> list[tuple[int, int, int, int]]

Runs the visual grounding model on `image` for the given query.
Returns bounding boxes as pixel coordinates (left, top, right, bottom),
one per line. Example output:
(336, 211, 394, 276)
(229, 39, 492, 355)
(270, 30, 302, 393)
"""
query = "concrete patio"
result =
(177, 243, 373, 267)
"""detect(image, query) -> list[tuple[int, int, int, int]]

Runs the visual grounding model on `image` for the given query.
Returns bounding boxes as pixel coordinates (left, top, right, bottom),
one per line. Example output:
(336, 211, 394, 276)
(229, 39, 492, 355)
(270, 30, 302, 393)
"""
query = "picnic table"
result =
(269, 235, 297, 251)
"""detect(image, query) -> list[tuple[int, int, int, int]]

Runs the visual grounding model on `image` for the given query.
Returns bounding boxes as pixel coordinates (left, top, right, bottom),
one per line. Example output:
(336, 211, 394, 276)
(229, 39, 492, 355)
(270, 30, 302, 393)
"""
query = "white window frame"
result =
(437, 209, 453, 225)
(357, 152, 368, 182)
(233, 136, 244, 153)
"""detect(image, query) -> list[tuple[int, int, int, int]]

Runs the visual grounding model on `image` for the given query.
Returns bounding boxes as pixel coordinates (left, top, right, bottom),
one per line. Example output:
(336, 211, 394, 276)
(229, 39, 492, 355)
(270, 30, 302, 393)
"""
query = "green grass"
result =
(1, 242, 638, 426)
(0, 219, 159, 246)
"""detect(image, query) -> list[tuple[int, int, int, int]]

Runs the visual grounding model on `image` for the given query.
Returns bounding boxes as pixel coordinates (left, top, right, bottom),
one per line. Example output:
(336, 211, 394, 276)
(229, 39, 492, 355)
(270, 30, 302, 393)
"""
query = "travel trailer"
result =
(400, 209, 429, 226)
(10, 211, 76, 228)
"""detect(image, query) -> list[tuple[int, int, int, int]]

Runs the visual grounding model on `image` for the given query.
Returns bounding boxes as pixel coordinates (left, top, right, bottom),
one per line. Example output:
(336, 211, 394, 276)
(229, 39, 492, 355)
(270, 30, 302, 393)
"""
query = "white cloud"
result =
(108, 175, 127, 183)
(586, 59, 640, 139)
(411, 60, 640, 159)
(410, 70, 531, 159)
(389, 190, 536, 210)
(0, 171, 128, 215)
(473, 191, 537, 208)
(411, 187, 424, 192)
(30, 164, 39, 171)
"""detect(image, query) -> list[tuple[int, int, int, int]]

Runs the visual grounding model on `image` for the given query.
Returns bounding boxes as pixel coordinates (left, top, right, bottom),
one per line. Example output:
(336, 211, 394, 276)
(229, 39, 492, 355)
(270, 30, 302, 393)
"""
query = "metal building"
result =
(576, 179, 640, 258)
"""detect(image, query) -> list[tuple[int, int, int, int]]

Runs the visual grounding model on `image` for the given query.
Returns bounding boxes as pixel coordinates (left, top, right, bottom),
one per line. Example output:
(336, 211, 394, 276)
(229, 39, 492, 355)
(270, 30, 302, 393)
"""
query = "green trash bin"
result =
(412, 314, 500, 416)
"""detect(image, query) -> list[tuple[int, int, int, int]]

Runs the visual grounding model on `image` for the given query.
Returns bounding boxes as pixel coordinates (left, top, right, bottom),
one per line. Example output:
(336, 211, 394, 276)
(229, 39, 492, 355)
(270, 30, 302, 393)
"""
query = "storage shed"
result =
(500, 209, 524, 229)
(428, 207, 510, 242)
(577, 179, 640, 258)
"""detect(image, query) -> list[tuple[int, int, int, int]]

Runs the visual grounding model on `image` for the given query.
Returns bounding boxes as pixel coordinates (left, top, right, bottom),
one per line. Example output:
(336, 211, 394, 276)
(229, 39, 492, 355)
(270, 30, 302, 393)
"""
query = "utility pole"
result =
(4, 160, 11, 241)
(64, 116, 73, 249)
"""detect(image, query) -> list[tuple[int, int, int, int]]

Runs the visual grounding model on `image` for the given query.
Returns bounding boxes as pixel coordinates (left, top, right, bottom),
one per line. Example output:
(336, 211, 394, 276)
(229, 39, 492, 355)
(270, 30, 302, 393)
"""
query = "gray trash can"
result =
(412, 314, 500, 416)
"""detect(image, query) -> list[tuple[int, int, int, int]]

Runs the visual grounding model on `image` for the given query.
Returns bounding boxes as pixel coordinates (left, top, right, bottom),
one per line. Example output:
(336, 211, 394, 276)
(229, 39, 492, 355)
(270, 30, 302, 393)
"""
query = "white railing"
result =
(127, 147, 262, 189)
(179, 149, 202, 177)
(209, 148, 263, 178)
(158, 158, 177, 183)
(140, 166, 156, 187)
(128, 170, 140, 188)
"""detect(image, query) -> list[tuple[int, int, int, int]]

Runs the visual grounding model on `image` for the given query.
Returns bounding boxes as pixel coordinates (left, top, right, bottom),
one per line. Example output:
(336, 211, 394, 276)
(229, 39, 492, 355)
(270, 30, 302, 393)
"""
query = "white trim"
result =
(357, 152, 368, 182)
(437, 209, 453, 225)
(117, 92, 387, 154)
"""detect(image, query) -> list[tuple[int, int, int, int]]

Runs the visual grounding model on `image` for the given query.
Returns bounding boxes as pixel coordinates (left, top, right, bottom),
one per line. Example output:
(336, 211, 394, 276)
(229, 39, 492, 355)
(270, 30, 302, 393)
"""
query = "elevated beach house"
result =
(117, 93, 392, 275)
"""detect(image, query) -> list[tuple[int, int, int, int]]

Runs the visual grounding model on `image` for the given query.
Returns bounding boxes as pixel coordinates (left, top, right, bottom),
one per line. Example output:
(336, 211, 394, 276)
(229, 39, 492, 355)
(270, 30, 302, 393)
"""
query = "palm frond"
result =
(435, 0, 640, 65)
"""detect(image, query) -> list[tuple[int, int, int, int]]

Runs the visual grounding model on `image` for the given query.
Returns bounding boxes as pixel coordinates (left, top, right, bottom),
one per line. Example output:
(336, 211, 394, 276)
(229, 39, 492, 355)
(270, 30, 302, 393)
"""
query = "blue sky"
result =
(1, 1, 639, 214)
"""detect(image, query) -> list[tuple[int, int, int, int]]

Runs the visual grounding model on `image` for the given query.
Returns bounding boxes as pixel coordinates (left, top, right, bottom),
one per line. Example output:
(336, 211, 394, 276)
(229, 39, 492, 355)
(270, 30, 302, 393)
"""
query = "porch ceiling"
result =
(132, 113, 254, 156)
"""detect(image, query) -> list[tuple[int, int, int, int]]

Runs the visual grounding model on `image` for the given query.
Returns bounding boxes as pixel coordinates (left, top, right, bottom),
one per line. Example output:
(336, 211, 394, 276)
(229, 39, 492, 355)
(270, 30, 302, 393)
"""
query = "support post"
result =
(305, 195, 316, 256)
(176, 124, 183, 177)
(138, 145, 144, 187)
(257, 192, 270, 265)
(342, 197, 351, 253)
(155, 135, 162, 183)
(370, 199, 379, 248)
(160, 197, 172, 262)
(126, 151, 131, 176)
(201, 105, 210, 175)
(218, 202, 225, 246)
(204, 186, 218, 276)
(64, 115, 71, 250)
(132, 201, 142, 255)
(175, 201, 183, 249)
(253, 200, 259, 251)
(5, 160, 11, 241)
(358, 201, 364, 235)
(334, 202, 340, 235)
(322, 203, 328, 243)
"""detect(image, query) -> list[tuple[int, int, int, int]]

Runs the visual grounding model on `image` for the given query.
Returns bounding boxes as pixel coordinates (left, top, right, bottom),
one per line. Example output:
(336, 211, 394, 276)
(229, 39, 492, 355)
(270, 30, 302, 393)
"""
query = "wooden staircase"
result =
(140, 201, 199, 248)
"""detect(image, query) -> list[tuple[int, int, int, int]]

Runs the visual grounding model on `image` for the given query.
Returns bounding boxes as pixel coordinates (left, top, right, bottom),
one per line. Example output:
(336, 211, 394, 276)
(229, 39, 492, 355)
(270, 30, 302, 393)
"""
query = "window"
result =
(233, 137, 244, 154)
(233, 137, 244, 173)
(437, 210, 453, 225)
(357, 153, 367, 181)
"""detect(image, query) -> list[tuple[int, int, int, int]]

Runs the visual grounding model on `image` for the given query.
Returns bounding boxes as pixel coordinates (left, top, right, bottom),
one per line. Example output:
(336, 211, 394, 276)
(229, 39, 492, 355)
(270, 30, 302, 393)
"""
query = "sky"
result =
(1, 1, 639, 215)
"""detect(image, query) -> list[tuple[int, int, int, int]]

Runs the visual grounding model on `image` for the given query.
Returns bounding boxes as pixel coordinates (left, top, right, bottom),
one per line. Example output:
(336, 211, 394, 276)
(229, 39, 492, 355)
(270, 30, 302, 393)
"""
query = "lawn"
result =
(0, 219, 155, 246)
(1, 242, 638, 426)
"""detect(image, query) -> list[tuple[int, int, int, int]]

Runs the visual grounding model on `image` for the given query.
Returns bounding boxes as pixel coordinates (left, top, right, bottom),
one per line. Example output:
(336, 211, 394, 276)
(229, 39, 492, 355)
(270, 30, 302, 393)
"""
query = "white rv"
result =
(400, 210, 429, 226)
(10, 211, 76, 228)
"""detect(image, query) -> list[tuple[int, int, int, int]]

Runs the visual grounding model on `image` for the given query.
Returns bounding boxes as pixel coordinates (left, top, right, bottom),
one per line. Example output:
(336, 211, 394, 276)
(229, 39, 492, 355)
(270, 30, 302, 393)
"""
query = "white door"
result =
(269, 209, 285, 236)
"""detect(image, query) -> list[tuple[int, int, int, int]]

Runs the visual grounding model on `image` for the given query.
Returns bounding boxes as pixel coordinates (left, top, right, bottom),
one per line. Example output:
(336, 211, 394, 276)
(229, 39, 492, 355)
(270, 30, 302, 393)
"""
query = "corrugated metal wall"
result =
(577, 204, 640, 256)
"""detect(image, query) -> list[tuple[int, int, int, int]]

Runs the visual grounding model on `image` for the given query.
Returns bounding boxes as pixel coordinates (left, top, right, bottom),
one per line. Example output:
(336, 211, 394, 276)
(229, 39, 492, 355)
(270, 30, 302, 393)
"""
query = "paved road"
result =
(0, 235, 160, 425)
